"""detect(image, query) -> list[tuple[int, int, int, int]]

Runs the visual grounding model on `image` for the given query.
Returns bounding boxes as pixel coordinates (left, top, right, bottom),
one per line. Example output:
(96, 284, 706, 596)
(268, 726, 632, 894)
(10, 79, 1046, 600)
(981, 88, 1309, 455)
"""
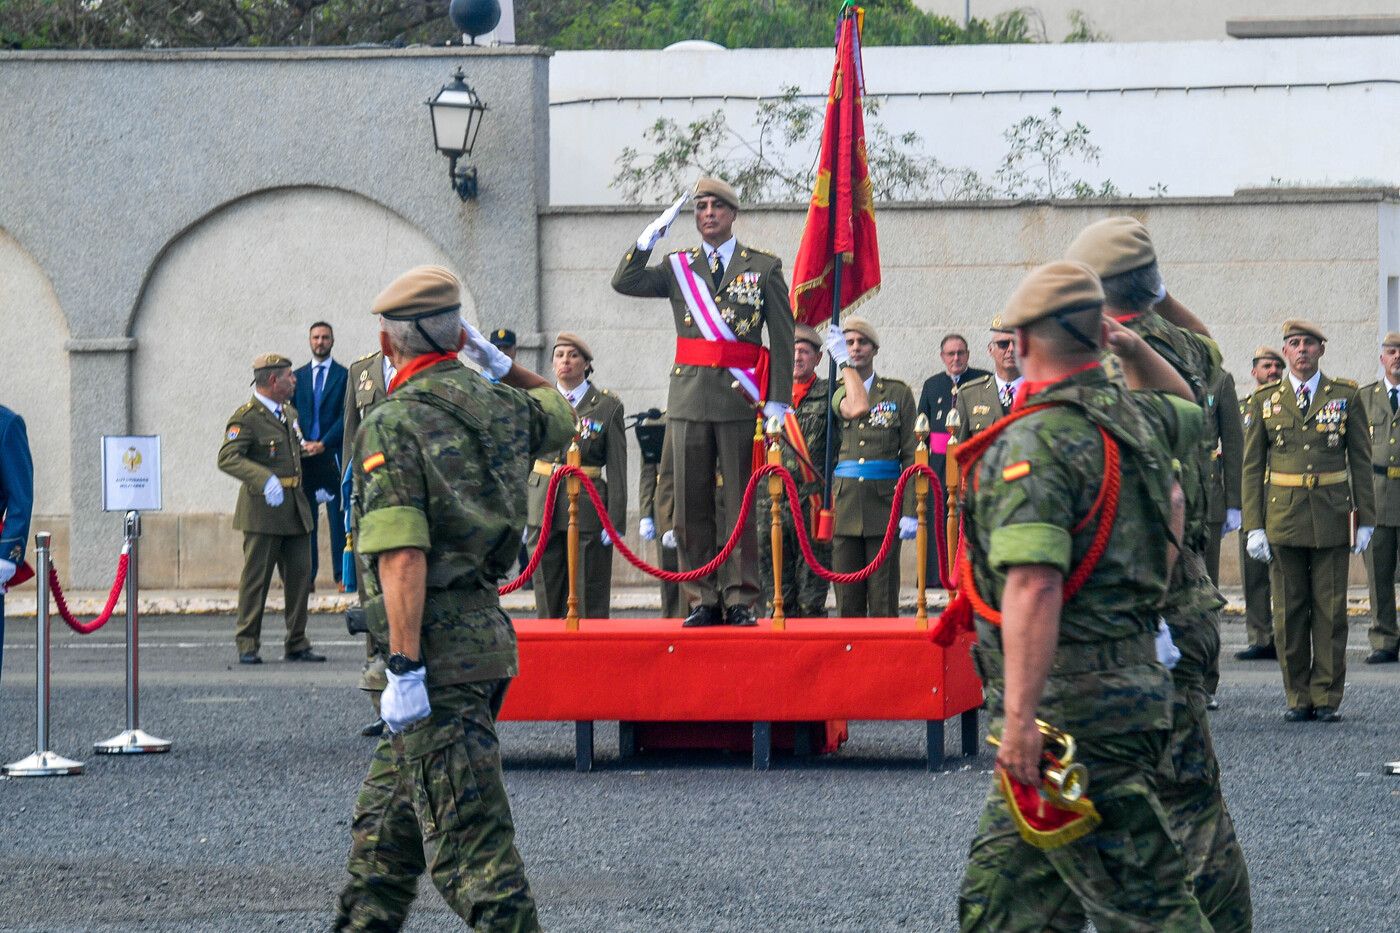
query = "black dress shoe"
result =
(1315, 706, 1342, 723)
(1283, 707, 1315, 722)
(1365, 649, 1399, 665)
(239, 652, 262, 665)
(682, 604, 724, 627)
(1234, 643, 1277, 661)
(725, 605, 758, 627)
(285, 648, 327, 663)
(1206, 695, 1220, 711)
(361, 718, 386, 737)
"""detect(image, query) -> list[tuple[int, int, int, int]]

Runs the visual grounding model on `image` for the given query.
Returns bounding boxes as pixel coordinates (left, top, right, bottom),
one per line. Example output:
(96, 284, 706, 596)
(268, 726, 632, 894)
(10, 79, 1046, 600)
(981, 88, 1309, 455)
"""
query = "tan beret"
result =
(371, 265, 462, 320)
(990, 314, 1012, 335)
(794, 323, 823, 350)
(1383, 332, 1400, 350)
(252, 353, 292, 373)
(1282, 319, 1326, 343)
(1251, 345, 1284, 364)
(693, 176, 740, 211)
(553, 331, 593, 362)
(1001, 261, 1105, 329)
(841, 315, 880, 349)
(1064, 216, 1156, 279)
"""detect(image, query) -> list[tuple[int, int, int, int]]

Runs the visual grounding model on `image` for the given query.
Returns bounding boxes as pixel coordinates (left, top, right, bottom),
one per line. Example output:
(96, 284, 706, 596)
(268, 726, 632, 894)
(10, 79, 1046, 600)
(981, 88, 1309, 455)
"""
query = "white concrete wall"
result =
(917, 1, 1400, 42)
(549, 37, 1400, 205)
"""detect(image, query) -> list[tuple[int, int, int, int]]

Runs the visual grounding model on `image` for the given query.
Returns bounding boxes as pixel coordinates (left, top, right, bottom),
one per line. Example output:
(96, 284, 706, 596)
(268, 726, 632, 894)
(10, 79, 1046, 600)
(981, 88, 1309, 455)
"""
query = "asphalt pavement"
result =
(2, 612, 1400, 931)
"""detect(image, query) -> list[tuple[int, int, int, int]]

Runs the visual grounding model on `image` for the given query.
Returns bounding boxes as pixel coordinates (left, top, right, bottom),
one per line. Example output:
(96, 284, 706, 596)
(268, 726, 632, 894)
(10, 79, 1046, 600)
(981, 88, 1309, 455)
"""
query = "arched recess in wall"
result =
(1, 226, 72, 517)
(132, 186, 475, 515)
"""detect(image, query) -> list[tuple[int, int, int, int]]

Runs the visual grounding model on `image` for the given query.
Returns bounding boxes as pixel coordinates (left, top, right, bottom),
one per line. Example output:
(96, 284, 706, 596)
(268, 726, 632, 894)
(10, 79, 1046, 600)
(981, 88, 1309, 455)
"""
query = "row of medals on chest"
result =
(1262, 390, 1346, 448)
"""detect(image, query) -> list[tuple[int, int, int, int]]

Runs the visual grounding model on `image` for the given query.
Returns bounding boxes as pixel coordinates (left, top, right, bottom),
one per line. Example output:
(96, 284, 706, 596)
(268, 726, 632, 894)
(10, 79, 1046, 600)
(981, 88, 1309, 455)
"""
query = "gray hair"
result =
(1101, 260, 1162, 313)
(380, 312, 461, 356)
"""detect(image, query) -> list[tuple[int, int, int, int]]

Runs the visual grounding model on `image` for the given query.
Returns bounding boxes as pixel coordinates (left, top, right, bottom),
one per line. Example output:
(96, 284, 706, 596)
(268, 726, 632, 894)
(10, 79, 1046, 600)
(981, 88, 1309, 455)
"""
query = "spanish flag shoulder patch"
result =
(1002, 460, 1032, 482)
(362, 452, 386, 473)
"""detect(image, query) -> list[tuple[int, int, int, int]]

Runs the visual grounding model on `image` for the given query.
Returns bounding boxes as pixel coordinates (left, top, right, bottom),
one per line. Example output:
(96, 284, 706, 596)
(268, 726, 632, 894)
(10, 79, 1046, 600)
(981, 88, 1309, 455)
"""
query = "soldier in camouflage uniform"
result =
(957, 261, 1210, 930)
(334, 266, 574, 933)
(759, 324, 836, 616)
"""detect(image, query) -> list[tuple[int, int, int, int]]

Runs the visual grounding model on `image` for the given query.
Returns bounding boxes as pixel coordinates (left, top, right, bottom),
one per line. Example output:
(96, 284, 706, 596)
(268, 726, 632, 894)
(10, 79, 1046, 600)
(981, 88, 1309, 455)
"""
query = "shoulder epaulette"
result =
(353, 352, 378, 364)
(233, 402, 255, 415)
(742, 245, 777, 258)
(1362, 380, 1383, 393)
(878, 377, 910, 389)
(961, 374, 993, 389)
(1252, 380, 1281, 395)
(1331, 377, 1358, 388)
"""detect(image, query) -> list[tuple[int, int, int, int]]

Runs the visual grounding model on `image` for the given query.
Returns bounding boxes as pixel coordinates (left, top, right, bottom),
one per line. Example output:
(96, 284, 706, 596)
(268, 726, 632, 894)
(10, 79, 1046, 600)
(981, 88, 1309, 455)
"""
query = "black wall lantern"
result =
(427, 67, 488, 201)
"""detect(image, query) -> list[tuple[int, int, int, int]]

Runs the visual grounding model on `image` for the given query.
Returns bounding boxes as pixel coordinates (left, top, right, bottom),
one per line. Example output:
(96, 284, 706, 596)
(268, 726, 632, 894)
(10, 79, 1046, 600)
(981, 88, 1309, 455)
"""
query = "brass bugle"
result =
(986, 719, 1091, 804)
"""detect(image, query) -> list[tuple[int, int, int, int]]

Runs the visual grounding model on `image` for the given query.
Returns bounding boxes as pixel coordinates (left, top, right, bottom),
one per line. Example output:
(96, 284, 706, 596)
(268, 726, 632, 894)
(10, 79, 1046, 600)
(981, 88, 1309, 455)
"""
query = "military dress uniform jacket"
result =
(611, 242, 795, 422)
(1360, 381, 1400, 525)
(527, 385, 627, 536)
(831, 377, 918, 537)
(0, 406, 34, 567)
(1242, 375, 1376, 548)
(950, 374, 1012, 442)
(1205, 371, 1243, 524)
(343, 352, 390, 472)
(217, 399, 314, 537)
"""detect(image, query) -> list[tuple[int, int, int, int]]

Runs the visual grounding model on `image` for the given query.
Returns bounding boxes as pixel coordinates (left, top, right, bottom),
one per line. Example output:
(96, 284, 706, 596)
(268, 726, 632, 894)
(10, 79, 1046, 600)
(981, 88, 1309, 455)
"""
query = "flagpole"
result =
(820, 9, 847, 525)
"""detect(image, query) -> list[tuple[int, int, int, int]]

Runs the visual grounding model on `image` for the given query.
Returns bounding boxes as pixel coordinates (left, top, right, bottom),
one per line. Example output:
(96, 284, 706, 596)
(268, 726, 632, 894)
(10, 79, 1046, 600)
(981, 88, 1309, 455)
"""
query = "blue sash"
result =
(834, 459, 900, 480)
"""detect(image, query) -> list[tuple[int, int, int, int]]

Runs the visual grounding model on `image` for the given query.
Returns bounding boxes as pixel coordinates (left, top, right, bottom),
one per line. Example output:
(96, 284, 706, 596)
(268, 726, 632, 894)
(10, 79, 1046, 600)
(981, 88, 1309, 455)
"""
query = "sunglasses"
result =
(992, 339, 1013, 350)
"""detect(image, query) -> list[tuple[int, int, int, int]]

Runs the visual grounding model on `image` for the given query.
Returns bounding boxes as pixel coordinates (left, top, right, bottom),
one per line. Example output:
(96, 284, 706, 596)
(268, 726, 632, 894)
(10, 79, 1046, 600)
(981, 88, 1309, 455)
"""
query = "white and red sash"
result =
(670, 252, 767, 404)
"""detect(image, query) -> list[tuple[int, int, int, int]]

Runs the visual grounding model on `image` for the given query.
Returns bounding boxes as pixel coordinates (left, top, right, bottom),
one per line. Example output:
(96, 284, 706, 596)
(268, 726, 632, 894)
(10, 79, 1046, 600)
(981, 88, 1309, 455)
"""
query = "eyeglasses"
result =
(992, 340, 1013, 350)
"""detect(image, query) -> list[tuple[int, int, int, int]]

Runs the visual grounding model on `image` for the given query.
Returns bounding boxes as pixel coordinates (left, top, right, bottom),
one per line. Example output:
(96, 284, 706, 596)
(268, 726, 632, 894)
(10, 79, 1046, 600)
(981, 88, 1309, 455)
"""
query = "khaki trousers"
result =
(832, 535, 901, 618)
(1366, 524, 1400, 651)
(669, 418, 759, 610)
(1271, 544, 1350, 709)
(1239, 534, 1274, 648)
(657, 543, 684, 618)
(1204, 521, 1223, 586)
(235, 531, 312, 656)
(529, 528, 612, 619)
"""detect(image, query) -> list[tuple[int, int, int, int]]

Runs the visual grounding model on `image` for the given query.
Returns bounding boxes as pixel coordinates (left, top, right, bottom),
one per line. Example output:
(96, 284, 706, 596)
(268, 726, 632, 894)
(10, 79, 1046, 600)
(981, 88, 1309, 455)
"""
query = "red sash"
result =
(674, 338, 770, 405)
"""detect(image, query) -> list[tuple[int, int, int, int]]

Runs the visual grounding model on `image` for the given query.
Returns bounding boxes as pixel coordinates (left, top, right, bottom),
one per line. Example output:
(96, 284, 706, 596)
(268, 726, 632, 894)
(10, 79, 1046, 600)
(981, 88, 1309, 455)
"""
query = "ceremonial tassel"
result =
(930, 590, 973, 646)
(341, 534, 357, 593)
(751, 414, 765, 474)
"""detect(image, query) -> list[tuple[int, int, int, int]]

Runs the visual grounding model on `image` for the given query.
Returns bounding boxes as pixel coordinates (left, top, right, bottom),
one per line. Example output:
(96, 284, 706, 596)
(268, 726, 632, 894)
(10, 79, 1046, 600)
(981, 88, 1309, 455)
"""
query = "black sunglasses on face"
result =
(993, 339, 1013, 350)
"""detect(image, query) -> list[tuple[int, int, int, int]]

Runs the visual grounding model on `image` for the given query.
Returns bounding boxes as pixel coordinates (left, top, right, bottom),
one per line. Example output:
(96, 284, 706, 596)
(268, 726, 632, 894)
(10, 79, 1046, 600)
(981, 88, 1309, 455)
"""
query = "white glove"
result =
(600, 529, 613, 547)
(1155, 619, 1181, 670)
(1154, 280, 1168, 304)
(898, 516, 918, 540)
(1221, 508, 1242, 537)
(825, 323, 850, 367)
(315, 488, 335, 504)
(661, 529, 678, 549)
(460, 319, 513, 381)
(639, 517, 657, 542)
(1355, 525, 1376, 555)
(0, 558, 15, 589)
(381, 667, 431, 733)
(1245, 529, 1271, 563)
(636, 192, 690, 251)
(262, 475, 285, 507)
(762, 401, 790, 422)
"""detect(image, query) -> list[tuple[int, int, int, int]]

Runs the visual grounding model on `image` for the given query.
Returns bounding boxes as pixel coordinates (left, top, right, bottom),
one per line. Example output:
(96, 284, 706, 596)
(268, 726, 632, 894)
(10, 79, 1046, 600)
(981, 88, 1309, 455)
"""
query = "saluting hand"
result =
(636, 192, 690, 252)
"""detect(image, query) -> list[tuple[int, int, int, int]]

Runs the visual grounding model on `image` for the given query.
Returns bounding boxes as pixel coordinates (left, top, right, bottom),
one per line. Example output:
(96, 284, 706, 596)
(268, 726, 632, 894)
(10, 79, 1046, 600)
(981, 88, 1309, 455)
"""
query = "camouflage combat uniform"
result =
(958, 366, 1211, 931)
(334, 357, 574, 933)
(759, 375, 836, 616)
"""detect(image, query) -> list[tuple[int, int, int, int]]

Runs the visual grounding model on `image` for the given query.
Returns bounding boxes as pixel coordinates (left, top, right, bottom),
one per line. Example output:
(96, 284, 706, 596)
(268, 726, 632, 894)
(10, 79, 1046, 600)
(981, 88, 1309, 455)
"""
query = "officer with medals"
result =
(1242, 319, 1375, 722)
(335, 265, 573, 931)
(1235, 346, 1283, 661)
(1359, 332, 1400, 664)
(955, 261, 1211, 930)
(217, 353, 324, 665)
(526, 332, 627, 619)
(948, 321, 1023, 442)
(637, 414, 685, 618)
(824, 316, 917, 618)
(758, 323, 836, 617)
(612, 177, 795, 627)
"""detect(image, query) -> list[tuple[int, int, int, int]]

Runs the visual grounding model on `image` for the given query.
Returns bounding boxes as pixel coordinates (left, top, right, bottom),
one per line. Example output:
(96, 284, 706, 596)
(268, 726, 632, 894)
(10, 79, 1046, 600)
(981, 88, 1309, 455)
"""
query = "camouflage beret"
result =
(1282, 319, 1326, 343)
(1064, 216, 1156, 278)
(553, 331, 593, 362)
(489, 328, 517, 348)
(251, 353, 292, 374)
(1251, 345, 1284, 364)
(1001, 261, 1104, 329)
(1383, 332, 1400, 350)
(794, 323, 823, 350)
(371, 265, 462, 320)
(841, 315, 880, 349)
(693, 176, 740, 211)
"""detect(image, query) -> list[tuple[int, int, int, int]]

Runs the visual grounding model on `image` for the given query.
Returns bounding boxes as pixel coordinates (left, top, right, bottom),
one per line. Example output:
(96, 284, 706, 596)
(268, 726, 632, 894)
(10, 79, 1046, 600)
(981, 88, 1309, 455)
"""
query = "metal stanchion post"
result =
(96, 511, 170, 754)
(765, 416, 785, 630)
(564, 440, 582, 631)
(3, 532, 84, 777)
(913, 414, 930, 629)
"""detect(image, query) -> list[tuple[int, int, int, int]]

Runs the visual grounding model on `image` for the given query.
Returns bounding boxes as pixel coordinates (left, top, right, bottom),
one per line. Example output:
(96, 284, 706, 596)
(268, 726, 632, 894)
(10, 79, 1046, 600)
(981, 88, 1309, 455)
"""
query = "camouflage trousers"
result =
(959, 731, 1212, 932)
(757, 505, 831, 617)
(334, 680, 540, 933)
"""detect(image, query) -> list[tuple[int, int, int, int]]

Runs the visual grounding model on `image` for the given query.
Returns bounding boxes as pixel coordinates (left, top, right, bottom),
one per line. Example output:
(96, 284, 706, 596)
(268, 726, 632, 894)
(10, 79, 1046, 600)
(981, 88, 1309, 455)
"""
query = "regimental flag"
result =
(790, 2, 882, 327)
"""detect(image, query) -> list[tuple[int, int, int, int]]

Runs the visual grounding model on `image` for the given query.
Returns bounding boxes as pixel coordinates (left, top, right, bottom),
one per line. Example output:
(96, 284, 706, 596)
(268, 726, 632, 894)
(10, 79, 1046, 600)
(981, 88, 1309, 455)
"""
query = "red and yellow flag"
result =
(789, 3, 882, 327)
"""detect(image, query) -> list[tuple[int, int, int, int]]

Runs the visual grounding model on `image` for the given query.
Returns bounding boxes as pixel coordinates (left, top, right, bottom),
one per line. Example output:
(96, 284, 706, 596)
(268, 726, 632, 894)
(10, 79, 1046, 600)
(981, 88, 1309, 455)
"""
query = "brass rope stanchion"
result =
(564, 440, 582, 631)
(765, 415, 785, 630)
(944, 409, 962, 583)
(913, 413, 930, 628)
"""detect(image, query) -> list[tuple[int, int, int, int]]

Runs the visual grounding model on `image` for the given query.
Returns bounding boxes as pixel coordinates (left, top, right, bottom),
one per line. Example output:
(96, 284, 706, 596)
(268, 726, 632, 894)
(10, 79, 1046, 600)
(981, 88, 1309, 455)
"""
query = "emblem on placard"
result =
(122, 448, 142, 471)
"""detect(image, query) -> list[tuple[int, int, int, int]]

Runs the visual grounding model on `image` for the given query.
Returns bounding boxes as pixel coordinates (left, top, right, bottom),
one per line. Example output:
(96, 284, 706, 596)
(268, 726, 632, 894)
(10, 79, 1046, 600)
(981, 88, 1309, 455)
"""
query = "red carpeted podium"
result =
(498, 617, 983, 770)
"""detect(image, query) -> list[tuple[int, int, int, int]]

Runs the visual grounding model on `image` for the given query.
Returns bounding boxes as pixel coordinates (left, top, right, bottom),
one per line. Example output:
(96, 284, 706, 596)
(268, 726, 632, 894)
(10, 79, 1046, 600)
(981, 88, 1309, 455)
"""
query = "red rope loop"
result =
(48, 549, 129, 635)
(498, 462, 954, 592)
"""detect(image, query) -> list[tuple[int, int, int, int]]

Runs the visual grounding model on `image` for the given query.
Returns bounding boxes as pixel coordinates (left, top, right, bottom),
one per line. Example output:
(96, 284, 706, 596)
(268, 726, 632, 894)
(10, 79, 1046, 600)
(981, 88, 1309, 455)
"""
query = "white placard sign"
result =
(102, 435, 162, 512)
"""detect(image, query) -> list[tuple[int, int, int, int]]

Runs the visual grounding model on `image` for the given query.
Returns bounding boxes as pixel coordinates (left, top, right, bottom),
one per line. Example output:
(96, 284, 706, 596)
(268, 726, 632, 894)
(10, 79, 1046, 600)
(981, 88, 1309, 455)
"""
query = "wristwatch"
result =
(387, 653, 424, 676)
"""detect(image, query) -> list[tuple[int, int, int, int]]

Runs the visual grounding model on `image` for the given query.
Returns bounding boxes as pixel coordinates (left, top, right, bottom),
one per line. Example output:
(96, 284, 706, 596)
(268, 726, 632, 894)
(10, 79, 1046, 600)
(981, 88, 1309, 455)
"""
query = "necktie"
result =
(312, 364, 325, 440)
(1297, 385, 1310, 414)
(275, 406, 286, 425)
(1390, 387, 1397, 414)
(998, 384, 1014, 412)
(709, 250, 724, 289)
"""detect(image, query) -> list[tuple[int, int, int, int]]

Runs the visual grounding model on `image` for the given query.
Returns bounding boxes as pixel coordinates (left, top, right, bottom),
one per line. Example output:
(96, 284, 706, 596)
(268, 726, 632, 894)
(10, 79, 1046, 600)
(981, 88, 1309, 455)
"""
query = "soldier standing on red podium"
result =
(612, 178, 795, 628)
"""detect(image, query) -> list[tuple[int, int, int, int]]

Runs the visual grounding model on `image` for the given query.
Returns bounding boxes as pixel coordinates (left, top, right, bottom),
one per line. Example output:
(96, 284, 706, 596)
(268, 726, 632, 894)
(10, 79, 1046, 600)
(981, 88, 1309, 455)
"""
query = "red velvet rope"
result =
(48, 550, 129, 635)
(498, 461, 954, 593)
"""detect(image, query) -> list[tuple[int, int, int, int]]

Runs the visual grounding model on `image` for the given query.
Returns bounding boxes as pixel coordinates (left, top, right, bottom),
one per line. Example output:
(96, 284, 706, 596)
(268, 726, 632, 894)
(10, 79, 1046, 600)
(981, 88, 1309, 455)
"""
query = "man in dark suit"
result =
(0, 405, 35, 690)
(292, 321, 349, 590)
(917, 333, 990, 479)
